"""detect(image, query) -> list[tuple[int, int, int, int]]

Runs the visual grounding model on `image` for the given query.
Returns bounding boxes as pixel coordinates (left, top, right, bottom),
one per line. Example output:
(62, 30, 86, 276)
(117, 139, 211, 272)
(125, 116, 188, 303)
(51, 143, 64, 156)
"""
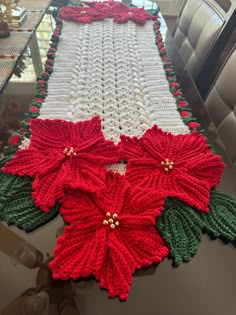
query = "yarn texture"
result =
(0, 156, 59, 232)
(156, 191, 236, 266)
(3, 116, 122, 212)
(120, 125, 225, 212)
(50, 171, 169, 300)
(0, 1, 236, 301)
(59, 3, 155, 25)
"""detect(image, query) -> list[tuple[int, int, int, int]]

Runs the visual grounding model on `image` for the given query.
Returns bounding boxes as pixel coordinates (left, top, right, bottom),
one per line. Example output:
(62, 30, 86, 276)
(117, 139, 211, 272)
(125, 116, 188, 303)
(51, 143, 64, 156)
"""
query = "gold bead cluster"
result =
(161, 158, 174, 172)
(103, 212, 119, 229)
(63, 147, 77, 157)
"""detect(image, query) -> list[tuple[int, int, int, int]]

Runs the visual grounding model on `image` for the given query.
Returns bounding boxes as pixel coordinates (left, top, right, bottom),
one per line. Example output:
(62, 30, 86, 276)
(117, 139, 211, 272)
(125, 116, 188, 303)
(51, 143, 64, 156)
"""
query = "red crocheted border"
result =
(153, 19, 201, 133)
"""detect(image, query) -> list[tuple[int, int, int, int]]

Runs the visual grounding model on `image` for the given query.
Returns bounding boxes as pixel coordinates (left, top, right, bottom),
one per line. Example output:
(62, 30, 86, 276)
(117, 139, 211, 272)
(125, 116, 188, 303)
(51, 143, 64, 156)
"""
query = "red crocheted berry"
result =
(172, 90, 181, 97)
(181, 111, 190, 118)
(29, 106, 39, 113)
(178, 100, 187, 108)
(9, 134, 21, 146)
(170, 82, 179, 88)
(188, 122, 199, 129)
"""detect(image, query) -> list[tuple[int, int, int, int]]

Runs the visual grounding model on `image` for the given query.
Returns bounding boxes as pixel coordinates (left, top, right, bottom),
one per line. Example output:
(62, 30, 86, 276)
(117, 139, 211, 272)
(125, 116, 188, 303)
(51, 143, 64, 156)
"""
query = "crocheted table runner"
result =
(1, 1, 236, 301)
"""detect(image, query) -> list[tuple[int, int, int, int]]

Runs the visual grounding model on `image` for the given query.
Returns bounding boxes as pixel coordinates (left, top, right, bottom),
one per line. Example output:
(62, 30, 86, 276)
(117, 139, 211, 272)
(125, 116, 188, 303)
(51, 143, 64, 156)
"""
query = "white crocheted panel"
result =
(40, 19, 189, 144)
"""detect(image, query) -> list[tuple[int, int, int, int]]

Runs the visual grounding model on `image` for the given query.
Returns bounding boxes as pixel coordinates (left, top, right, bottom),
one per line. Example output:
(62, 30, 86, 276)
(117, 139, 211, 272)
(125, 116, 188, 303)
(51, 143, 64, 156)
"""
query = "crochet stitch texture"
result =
(50, 171, 169, 300)
(120, 125, 225, 211)
(0, 1, 236, 301)
(3, 116, 122, 212)
(59, 3, 155, 25)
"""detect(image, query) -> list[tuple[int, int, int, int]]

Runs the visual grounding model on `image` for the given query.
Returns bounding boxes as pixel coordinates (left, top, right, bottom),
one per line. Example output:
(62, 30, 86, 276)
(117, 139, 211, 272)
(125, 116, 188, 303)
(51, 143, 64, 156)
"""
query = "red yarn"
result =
(29, 106, 39, 113)
(170, 82, 179, 88)
(181, 111, 190, 118)
(50, 172, 169, 300)
(120, 126, 225, 212)
(188, 122, 199, 129)
(9, 134, 21, 146)
(59, 3, 155, 25)
(178, 100, 187, 108)
(2, 116, 122, 212)
(84, 0, 128, 16)
(59, 6, 106, 23)
(113, 7, 155, 25)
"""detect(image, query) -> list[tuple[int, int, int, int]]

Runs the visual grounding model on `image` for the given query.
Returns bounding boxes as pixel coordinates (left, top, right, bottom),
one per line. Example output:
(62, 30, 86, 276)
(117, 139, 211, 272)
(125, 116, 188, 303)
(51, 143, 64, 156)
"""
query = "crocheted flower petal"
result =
(30, 119, 76, 152)
(141, 126, 209, 161)
(173, 172, 211, 212)
(187, 153, 225, 187)
(123, 186, 165, 217)
(113, 14, 129, 23)
(2, 149, 63, 177)
(99, 228, 169, 300)
(32, 168, 68, 212)
(30, 116, 107, 154)
(84, 140, 122, 164)
(60, 189, 100, 223)
(69, 159, 106, 192)
(120, 135, 145, 159)
(94, 172, 129, 214)
(156, 198, 204, 266)
(74, 16, 94, 23)
(125, 164, 163, 189)
(131, 15, 147, 26)
(50, 223, 107, 280)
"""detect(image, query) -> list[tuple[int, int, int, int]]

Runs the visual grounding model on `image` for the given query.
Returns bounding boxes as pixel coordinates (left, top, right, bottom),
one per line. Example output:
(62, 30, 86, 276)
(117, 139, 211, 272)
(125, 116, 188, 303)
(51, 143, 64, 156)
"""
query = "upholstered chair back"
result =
(165, 0, 236, 97)
(173, 0, 224, 79)
(205, 46, 236, 164)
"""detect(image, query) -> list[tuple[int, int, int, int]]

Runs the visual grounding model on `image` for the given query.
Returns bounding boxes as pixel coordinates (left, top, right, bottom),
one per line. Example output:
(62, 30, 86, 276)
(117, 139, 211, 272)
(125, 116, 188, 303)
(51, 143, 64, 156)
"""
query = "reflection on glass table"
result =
(1, 0, 168, 156)
(0, 2, 169, 314)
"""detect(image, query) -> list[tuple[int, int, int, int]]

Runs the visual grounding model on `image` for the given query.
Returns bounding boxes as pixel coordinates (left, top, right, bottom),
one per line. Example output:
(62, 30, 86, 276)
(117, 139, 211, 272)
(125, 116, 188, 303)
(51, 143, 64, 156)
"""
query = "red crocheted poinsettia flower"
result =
(120, 126, 225, 212)
(113, 7, 155, 25)
(2, 116, 122, 212)
(59, 6, 107, 23)
(84, 1, 128, 16)
(50, 172, 169, 300)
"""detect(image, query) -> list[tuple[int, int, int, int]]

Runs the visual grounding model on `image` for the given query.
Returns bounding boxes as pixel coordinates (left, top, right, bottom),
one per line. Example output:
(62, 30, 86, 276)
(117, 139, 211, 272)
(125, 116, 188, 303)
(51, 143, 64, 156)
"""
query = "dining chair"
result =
(204, 41, 236, 165)
(165, 0, 236, 97)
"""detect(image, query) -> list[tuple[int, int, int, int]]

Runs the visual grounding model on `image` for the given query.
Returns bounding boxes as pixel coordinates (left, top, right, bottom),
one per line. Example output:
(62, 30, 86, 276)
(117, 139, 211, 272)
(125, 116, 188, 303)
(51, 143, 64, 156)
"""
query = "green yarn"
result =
(200, 190, 236, 241)
(0, 156, 59, 232)
(0, 187, 59, 232)
(156, 198, 204, 266)
(156, 191, 236, 266)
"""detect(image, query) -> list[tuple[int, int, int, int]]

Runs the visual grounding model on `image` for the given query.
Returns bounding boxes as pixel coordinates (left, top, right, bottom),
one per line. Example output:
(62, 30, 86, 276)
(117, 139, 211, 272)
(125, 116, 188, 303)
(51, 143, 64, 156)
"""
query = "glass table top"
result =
(1, 2, 236, 315)
(0, 2, 170, 313)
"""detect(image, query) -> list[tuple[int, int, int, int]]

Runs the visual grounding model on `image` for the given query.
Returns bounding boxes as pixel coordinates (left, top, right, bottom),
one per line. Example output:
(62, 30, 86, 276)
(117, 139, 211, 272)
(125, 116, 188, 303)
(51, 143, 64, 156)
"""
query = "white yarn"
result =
(40, 19, 189, 142)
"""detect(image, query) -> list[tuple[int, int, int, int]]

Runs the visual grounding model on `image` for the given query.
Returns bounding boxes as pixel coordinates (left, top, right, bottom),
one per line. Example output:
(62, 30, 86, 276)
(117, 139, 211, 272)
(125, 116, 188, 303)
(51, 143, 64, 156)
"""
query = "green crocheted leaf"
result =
(200, 190, 236, 241)
(156, 198, 204, 266)
(1, 186, 59, 232)
(0, 156, 59, 232)
(0, 154, 14, 167)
